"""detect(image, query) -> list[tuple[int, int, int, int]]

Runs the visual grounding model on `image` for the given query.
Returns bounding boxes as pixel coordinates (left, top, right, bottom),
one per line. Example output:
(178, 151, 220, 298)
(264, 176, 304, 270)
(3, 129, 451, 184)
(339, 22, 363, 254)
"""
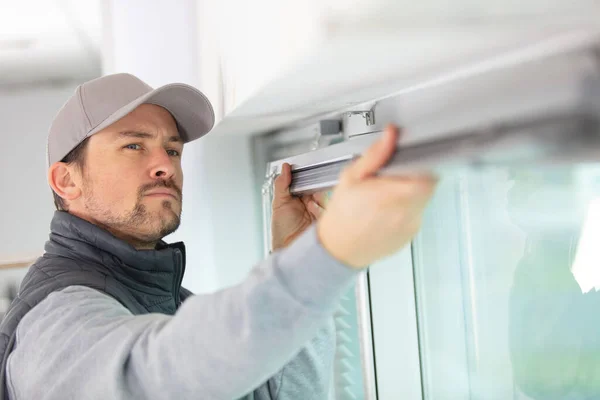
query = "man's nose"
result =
(149, 149, 175, 180)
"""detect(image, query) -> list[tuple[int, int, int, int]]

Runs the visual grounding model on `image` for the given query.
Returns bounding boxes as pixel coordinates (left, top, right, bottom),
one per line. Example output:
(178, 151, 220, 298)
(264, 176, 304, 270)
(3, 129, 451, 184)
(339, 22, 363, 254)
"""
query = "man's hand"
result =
(318, 125, 437, 269)
(271, 163, 328, 251)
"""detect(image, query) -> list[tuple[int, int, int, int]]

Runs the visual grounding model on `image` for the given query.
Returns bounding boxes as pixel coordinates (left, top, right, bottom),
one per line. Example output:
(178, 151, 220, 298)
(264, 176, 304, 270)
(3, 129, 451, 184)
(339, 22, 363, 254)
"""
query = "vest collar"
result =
(45, 211, 186, 300)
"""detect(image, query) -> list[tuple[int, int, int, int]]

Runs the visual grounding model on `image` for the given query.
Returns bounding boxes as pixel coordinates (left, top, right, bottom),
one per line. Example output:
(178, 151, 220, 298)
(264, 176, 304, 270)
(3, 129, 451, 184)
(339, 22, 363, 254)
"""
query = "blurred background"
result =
(0, 0, 103, 306)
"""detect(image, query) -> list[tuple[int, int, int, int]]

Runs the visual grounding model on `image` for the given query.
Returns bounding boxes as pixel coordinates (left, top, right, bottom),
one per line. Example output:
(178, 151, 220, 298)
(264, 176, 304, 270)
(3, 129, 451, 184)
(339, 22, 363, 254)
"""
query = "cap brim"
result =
(87, 83, 215, 143)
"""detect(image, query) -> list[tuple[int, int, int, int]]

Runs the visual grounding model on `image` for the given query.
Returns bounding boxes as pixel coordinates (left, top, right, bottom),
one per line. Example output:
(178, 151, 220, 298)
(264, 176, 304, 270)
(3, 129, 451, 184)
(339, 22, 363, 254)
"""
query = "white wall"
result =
(0, 83, 79, 262)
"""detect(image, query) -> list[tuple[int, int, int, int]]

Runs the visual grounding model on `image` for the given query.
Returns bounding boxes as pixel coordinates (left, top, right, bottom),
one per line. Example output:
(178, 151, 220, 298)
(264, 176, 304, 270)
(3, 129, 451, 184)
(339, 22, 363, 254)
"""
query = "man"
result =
(0, 73, 436, 399)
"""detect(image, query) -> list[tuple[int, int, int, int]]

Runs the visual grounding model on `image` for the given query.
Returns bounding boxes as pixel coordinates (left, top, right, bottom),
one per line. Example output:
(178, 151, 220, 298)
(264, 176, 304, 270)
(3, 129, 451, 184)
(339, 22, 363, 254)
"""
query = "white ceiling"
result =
(0, 0, 102, 86)
(209, 1, 600, 137)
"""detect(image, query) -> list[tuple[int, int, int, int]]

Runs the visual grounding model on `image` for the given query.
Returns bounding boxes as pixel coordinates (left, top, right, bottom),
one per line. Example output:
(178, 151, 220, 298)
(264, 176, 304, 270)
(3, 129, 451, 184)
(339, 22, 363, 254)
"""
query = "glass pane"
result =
(414, 164, 600, 400)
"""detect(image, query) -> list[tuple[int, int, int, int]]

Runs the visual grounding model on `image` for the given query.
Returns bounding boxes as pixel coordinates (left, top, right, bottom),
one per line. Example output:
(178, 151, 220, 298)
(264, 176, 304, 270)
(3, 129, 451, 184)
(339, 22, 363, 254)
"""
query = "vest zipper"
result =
(173, 249, 183, 307)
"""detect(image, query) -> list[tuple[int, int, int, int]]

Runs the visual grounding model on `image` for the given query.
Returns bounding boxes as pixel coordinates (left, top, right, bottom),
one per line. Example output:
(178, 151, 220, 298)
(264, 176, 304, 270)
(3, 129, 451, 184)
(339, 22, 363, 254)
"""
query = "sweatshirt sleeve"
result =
(249, 319, 337, 400)
(6, 226, 358, 400)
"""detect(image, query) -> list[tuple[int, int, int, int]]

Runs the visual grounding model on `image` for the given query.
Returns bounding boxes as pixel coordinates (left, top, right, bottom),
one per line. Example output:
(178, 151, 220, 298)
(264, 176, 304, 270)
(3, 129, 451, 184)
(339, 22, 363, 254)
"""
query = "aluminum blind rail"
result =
(268, 112, 600, 196)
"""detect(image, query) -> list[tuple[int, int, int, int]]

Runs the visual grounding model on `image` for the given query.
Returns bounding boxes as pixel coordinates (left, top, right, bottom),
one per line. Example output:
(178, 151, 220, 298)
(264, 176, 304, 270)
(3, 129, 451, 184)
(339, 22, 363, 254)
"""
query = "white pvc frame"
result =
(368, 247, 424, 400)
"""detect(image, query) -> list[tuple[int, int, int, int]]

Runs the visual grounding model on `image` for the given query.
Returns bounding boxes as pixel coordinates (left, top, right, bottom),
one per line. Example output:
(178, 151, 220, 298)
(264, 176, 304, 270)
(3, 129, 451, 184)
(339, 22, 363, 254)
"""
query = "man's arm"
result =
(7, 227, 356, 400)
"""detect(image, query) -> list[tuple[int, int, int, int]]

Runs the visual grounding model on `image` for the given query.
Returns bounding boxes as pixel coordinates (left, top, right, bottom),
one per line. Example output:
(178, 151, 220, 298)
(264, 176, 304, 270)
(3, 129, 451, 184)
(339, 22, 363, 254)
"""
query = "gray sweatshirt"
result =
(5, 226, 358, 400)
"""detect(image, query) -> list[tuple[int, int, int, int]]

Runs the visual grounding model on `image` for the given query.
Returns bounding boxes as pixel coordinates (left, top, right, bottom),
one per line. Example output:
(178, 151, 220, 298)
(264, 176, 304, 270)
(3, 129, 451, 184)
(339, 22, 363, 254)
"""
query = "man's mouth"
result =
(144, 190, 179, 200)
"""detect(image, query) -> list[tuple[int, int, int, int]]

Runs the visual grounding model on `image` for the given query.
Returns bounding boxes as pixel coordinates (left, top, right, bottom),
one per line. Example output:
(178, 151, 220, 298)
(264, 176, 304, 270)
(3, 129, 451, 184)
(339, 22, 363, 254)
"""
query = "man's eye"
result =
(125, 144, 142, 150)
(167, 149, 181, 157)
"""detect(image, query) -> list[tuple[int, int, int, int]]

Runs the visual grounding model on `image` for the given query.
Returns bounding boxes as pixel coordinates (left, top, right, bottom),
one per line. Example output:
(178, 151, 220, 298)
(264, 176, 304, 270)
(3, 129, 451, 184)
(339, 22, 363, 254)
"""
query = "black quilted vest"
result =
(0, 211, 192, 399)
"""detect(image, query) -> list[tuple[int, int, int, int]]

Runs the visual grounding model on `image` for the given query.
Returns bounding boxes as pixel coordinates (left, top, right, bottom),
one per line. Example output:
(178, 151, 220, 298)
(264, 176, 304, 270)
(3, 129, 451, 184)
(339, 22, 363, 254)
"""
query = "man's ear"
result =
(48, 162, 82, 203)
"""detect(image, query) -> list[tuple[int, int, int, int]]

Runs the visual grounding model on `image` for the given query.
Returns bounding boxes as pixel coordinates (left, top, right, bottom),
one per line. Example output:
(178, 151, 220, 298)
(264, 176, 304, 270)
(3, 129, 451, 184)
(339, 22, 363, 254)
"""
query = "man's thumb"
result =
(273, 163, 292, 202)
(347, 125, 399, 181)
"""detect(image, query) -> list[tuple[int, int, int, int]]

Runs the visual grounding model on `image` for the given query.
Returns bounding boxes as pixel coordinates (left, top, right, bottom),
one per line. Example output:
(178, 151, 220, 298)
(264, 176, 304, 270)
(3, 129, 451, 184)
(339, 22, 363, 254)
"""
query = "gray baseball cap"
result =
(47, 73, 215, 166)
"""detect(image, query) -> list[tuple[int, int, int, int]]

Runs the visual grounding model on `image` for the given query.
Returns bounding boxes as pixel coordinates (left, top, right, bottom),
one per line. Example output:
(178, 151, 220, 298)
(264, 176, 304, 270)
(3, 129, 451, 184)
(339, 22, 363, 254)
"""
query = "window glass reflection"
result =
(414, 165, 600, 400)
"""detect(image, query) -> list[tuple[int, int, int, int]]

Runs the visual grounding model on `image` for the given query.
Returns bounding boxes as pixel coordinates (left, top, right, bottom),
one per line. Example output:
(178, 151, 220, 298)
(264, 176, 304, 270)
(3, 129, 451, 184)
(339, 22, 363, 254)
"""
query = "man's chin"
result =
(144, 199, 180, 215)
(136, 219, 180, 244)
(157, 208, 181, 231)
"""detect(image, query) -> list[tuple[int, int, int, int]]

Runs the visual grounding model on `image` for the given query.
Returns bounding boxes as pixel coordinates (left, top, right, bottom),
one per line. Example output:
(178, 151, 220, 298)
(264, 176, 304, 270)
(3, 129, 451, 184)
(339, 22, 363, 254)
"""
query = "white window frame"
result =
(369, 248, 424, 400)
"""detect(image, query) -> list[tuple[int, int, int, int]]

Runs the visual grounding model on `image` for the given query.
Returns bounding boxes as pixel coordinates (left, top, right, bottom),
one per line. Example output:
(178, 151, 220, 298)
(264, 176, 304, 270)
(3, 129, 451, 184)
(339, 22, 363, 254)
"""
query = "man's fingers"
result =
(345, 125, 400, 182)
(301, 195, 325, 219)
(312, 192, 328, 209)
(273, 163, 292, 201)
(307, 200, 325, 220)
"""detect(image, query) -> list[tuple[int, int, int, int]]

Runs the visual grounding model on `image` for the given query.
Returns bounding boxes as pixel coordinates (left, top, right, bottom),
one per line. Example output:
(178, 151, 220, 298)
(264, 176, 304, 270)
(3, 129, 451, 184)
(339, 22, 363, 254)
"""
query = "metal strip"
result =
(274, 113, 600, 196)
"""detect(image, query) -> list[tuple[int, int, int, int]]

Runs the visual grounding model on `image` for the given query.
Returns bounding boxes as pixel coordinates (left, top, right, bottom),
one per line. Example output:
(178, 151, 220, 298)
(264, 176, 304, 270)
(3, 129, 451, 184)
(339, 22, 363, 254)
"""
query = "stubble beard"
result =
(83, 181, 182, 248)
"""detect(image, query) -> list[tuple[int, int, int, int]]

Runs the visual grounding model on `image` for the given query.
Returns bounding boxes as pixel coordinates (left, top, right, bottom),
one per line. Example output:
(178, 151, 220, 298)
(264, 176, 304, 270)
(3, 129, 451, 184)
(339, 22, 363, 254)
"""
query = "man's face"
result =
(71, 104, 184, 248)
